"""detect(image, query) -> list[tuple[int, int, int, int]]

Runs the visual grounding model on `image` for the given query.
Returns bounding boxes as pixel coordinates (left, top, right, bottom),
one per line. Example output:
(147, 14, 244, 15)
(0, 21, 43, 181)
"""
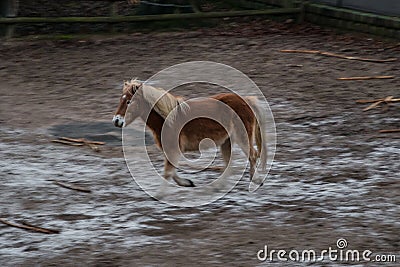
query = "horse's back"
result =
(176, 93, 256, 151)
(211, 93, 256, 127)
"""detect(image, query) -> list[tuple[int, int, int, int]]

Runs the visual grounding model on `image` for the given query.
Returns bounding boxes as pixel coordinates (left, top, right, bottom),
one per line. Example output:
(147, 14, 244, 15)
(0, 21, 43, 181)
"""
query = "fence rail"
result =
(0, 0, 302, 38)
(1, 0, 399, 39)
(0, 8, 301, 24)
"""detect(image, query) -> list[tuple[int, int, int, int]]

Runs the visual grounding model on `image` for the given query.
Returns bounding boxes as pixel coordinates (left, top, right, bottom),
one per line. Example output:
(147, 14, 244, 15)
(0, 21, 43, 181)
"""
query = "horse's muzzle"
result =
(112, 115, 124, 128)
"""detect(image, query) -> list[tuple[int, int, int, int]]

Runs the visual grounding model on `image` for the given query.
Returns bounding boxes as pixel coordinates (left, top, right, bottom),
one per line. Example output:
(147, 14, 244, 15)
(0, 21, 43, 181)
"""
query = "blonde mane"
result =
(128, 79, 189, 121)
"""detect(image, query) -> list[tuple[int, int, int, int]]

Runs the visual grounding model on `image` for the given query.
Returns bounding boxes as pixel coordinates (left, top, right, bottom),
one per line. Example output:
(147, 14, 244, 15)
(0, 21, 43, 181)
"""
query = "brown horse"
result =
(113, 79, 267, 189)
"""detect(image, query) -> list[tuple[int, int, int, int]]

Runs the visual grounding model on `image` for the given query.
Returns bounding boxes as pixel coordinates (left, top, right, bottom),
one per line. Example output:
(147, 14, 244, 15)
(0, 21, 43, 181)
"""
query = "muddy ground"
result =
(0, 21, 399, 266)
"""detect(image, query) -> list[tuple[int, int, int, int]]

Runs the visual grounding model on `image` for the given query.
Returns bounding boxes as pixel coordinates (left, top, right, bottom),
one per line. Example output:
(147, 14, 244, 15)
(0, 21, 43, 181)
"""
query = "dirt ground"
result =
(0, 21, 399, 266)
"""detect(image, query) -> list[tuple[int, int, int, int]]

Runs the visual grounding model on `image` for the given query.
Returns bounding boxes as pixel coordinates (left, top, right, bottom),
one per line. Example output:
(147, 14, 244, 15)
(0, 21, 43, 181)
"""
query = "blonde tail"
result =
(245, 97, 268, 171)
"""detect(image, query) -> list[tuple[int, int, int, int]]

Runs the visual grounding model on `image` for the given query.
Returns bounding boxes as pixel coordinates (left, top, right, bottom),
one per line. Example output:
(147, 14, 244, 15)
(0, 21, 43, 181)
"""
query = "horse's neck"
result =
(145, 110, 164, 133)
(140, 104, 164, 147)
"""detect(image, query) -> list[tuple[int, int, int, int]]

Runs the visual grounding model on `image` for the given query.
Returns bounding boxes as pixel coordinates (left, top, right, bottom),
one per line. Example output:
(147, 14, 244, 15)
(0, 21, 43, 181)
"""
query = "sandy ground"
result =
(0, 21, 399, 266)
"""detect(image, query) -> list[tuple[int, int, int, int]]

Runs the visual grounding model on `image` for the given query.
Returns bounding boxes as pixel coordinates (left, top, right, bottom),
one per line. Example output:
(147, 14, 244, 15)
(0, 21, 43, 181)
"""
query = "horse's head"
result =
(112, 79, 143, 128)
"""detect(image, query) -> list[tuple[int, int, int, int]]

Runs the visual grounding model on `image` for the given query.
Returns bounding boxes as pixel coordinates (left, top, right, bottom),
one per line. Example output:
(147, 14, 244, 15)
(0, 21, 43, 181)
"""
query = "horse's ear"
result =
(133, 82, 143, 91)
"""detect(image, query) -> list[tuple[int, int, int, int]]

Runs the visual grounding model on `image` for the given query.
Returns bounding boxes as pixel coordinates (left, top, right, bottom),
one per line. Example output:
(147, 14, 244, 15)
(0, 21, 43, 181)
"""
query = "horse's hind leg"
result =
(212, 138, 232, 190)
(248, 147, 258, 180)
(237, 139, 257, 181)
(221, 138, 231, 169)
(155, 159, 175, 199)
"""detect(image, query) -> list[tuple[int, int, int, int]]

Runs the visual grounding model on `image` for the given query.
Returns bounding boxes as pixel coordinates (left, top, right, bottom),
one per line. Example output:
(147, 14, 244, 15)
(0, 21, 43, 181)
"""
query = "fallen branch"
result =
(20, 221, 60, 234)
(356, 98, 388, 104)
(286, 64, 303, 68)
(385, 43, 400, 50)
(51, 139, 84, 146)
(85, 143, 100, 152)
(364, 100, 384, 111)
(379, 129, 400, 133)
(52, 137, 104, 151)
(53, 181, 92, 193)
(59, 137, 105, 145)
(356, 98, 400, 103)
(280, 49, 397, 63)
(363, 96, 398, 111)
(337, 75, 394, 81)
(0, 218, 60, 234)
(355, 96, 400, 111)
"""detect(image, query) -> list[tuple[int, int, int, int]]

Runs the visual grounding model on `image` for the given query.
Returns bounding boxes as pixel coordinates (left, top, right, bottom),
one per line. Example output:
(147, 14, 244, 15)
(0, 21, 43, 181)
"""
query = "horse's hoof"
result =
(251, 178, 264, 186)
(181, 178, 195, 187)
(211, 185, 223, 192)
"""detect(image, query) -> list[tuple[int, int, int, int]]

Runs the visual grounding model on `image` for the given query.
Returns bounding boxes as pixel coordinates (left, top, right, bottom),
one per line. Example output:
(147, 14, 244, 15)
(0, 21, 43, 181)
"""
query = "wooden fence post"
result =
(109, 1, 118, 32)
(189, 0, 201, 13)
(297, 0, 306, 23)
(1, 0, 18, 38)
(282, 0, 295, 8)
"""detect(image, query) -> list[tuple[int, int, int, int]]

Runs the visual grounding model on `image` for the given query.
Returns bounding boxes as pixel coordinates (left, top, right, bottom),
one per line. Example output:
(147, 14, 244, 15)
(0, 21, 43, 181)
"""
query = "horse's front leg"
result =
(211, 138, 232, 191)
(156, 159, 195, 198)
(170, 160, 195, 187)
(164, 144, 195, 187)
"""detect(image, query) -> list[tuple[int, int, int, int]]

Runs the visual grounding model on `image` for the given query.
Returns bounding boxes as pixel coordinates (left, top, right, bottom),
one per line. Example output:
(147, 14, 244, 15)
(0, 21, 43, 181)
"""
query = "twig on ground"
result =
(86, 143, 100, 152)
(53, 181, 92, 193)
(280, 49, 397, 63)
(59, 137, 105, 145)
(0, 218, 60, 234)
(337, 76, 394, 81)
(51, 139, 84, 146)
(364, 100, 385, 111)
(51, 137, 104, 151)
(379, 129, 400, 133)
(356, 98, 388, 104)
(385, 43, 400, 50)
(355, 96, 399, 111)
(20, 221, 60, 234)
(363, 96, 397, 111)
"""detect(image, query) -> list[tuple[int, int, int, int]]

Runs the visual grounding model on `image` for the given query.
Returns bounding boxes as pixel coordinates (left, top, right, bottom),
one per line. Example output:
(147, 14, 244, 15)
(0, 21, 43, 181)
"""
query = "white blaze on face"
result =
(113, 94, 129, 127)
(112, 114, 125, 128)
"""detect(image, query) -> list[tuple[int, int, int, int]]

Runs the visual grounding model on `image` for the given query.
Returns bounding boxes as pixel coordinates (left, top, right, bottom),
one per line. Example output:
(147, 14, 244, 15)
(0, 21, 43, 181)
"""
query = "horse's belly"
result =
(180, 118, 229, 151)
